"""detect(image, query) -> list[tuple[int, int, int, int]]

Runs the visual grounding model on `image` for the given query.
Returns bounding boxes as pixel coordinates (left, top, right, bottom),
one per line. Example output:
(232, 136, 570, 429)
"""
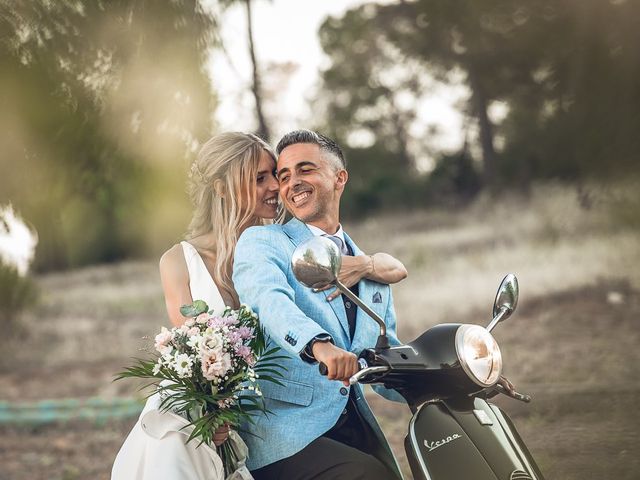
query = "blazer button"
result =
(340, 387, 348, 396)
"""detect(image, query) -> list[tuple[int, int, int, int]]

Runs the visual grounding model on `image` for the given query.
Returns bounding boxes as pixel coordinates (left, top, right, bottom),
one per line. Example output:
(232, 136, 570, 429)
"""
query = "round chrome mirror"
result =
(492, 274, 519, 319)
(291, 236, 342, 289)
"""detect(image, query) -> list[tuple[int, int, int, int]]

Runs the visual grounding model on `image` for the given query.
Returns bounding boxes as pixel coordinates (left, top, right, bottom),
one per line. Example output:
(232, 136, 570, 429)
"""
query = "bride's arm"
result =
(365, 253, 408, 284)
(326, 253, 407, 301)
(158, 244, 231, 444)
(159, 244, 193, 327)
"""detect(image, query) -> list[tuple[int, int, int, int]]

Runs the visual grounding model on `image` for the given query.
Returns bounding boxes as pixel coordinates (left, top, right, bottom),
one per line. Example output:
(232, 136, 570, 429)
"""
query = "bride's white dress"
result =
(111, 241, 251, 480)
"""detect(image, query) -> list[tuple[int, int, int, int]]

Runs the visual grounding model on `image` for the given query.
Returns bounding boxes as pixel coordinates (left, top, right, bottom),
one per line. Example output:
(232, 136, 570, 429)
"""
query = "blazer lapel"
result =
(343, 232, 386, 353)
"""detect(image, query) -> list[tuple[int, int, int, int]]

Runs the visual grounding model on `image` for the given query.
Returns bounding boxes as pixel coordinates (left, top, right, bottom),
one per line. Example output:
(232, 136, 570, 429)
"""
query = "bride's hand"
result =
(319, 253, 407, 301)
(213, 423, 230, 446)
(321, 256, 373, 301)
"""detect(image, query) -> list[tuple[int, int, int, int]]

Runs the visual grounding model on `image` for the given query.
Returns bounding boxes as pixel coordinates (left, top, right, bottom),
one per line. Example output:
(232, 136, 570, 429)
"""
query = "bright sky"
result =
(205, 0, 469, 166)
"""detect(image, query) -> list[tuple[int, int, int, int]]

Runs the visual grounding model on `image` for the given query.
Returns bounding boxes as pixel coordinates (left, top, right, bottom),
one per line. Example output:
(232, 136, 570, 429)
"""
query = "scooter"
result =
(292, 236, 544, 480)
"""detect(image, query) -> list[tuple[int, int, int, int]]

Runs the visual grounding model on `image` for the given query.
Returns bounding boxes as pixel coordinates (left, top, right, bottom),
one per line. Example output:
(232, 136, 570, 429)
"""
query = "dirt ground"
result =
(2, 280, 638, 480)
(1, 186, 639, 479)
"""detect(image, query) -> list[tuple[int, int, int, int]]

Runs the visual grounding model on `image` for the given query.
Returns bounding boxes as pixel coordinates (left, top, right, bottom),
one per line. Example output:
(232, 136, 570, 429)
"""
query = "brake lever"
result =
(348, 366, 390, 385)
(494, 383, 532, 403)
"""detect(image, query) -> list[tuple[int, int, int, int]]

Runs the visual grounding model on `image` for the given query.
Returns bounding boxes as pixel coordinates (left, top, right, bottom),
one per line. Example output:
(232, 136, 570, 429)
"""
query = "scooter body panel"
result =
(406, 398, 542, 480)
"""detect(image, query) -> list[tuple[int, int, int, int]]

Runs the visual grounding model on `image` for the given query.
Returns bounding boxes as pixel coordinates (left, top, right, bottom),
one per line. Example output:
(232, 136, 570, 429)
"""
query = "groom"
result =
(233, 130, 403, 479)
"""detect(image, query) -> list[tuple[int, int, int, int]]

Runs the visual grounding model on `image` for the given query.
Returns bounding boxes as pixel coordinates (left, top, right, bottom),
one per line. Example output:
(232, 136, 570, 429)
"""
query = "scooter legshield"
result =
(405, 398, 542, 480)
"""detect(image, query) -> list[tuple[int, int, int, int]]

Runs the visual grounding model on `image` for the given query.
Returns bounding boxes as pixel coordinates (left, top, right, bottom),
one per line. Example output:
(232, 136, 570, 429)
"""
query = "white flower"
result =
(202, 331, 224, 352)
(186, 334, 203, 350)
(173, 353, 193, 378)
(161, 347, 174, 362)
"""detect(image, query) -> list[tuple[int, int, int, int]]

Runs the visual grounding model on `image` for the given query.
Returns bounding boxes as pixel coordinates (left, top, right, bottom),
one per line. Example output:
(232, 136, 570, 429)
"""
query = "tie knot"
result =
(323, 234, 348, 255)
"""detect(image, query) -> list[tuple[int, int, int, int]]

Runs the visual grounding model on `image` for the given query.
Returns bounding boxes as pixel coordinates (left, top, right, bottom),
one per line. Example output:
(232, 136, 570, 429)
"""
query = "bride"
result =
(111, 132, 407, 479)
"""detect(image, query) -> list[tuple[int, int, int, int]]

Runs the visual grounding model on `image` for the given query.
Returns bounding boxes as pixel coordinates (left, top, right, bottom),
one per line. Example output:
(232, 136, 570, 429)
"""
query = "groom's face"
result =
(277, 143, 346, 227)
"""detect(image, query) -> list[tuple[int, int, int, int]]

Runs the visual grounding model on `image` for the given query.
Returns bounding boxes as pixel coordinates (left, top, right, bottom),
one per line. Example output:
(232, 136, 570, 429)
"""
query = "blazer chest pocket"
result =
(260, 378, 314, 406)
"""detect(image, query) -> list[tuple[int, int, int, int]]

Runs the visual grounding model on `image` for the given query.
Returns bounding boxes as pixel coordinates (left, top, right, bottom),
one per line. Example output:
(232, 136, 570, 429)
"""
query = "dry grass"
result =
(1, 181, 639, 479)
(350, 182, 640, 338)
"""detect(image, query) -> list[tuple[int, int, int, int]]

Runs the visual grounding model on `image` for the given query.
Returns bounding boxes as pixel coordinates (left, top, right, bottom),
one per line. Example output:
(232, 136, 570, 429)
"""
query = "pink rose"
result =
(187, 327, 199, 337)
(201, 350, 232, 381)
(154, 327, 173, 354)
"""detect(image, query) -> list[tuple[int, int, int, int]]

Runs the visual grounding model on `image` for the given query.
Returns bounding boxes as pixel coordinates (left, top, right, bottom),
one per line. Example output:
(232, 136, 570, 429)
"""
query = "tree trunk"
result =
(468, 66, 497, 194)
(383, 90, 413, 169)
(245, 0, 270, 142)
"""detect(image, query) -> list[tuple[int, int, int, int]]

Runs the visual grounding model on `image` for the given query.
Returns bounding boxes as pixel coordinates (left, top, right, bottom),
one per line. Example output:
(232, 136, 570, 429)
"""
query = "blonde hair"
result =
(187, 132, 280, 306)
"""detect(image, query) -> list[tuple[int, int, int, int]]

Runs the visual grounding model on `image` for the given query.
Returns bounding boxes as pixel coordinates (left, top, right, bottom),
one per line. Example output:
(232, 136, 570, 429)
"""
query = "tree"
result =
(317, 5, 423, 171)
(0, 0, 218, 269)
(219, 0, 271, 141)
(316, 0, 640, 203)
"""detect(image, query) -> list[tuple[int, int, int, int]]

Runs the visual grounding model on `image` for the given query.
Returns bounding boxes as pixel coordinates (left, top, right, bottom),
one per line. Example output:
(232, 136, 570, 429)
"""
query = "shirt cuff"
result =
(299, 334, 334, 364)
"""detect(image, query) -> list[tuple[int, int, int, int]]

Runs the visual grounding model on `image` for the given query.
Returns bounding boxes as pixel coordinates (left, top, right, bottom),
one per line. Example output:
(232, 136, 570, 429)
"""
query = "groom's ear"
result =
(335, 169, 348, 191)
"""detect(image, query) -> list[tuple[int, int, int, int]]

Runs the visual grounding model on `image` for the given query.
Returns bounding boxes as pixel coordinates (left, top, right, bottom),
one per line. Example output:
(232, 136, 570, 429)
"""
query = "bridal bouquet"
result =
(117, 300, 285, 476)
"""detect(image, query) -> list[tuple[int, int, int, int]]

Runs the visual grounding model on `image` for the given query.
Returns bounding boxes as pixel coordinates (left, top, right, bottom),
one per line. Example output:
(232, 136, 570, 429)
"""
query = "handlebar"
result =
(494, 383, 531, 403)
(318, 359, 388, 385)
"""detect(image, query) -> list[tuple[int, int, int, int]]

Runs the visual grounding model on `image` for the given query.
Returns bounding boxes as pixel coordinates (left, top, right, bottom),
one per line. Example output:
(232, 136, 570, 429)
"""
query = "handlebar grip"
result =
(513, 391, 531, 403)
(494, 383, 531, 403)
(319, 359, 367, 377)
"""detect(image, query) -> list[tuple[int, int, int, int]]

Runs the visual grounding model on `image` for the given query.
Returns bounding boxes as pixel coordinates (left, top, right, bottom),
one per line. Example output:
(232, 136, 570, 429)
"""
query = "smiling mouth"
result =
(264, 197, 278, 207)
(291, 191, 311, 205)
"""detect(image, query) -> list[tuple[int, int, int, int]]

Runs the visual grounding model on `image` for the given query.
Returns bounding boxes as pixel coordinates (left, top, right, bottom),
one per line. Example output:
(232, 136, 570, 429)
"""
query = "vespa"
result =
(291, 236, 544, 480)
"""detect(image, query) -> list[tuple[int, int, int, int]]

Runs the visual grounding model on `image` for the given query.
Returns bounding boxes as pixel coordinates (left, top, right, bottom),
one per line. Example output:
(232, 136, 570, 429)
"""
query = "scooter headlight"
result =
(455, 325, 502, 387)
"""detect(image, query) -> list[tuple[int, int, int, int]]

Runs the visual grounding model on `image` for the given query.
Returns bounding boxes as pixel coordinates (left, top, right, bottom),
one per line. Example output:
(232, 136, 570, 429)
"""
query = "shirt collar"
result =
(306, 223, 346, 244)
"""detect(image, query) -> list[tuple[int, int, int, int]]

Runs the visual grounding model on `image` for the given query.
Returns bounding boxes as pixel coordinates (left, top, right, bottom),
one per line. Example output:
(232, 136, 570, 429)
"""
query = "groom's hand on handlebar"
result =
(312, 342, 358, 386)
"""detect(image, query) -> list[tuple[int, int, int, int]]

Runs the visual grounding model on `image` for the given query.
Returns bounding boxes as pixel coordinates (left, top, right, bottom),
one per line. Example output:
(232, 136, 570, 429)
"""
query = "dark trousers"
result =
(251, 393, 398, 480)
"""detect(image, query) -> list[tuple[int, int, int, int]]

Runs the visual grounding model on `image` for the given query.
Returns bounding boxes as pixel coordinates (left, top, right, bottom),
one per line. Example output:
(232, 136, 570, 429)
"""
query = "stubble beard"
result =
(295, 190, 334, 226)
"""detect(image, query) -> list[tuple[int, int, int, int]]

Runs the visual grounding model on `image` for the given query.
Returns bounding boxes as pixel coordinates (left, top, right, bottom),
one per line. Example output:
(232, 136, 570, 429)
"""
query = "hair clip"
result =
(190, 163, 207, 183)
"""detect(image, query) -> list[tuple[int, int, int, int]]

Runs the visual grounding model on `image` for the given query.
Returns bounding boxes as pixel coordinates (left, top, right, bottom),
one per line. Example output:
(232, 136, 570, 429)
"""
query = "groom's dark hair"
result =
(276, 129, 346, 169)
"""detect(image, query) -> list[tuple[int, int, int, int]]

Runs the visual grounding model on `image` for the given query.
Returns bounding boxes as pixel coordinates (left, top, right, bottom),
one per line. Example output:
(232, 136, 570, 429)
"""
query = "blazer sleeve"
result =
(233, 226, 328, 356)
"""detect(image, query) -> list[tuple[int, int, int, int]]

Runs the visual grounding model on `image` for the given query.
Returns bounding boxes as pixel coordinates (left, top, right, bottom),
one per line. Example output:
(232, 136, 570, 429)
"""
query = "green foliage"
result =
(339, 146, 480, 218)
(340, 145, 423, 217)
(0, 1, 217, 271)
(427, 152, 481, 204)
(0, 259, 37, 332)
(317, 0, 640, 207)
(180, 300, 209, 318)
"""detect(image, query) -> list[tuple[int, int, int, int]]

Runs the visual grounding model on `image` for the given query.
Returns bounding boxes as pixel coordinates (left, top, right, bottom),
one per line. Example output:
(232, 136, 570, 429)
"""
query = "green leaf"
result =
(180, 300, 209, 317)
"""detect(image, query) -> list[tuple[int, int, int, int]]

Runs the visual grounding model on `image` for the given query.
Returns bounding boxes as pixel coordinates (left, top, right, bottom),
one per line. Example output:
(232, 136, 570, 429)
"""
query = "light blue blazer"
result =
(233, 218, 404, 473)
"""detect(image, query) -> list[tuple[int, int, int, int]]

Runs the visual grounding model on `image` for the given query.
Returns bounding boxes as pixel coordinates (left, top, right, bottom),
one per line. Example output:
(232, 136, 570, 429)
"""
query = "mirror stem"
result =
(487, 306, 509, 333)
(335, 280, 388, 339)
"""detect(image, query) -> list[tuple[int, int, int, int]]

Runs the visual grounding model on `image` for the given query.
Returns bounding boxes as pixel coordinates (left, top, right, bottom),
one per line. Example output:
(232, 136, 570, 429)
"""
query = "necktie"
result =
(322, 234, 357, 339)
(323, 234, 348, 255)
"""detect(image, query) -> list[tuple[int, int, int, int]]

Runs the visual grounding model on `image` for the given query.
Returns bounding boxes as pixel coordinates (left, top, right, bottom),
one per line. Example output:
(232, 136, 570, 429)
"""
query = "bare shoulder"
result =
(159, 243, 188, 282)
